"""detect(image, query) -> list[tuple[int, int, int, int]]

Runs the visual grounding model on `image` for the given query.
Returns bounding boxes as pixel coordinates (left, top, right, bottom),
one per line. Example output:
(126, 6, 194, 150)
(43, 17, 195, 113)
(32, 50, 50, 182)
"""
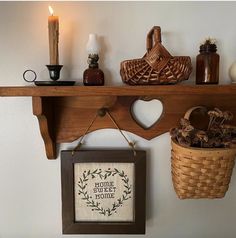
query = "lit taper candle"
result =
(48, 6, 59, 65)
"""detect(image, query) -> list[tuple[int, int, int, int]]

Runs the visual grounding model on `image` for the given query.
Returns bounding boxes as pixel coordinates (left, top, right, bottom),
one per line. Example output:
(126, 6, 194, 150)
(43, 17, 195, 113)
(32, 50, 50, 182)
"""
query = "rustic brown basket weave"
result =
(120, 26, 192, 85)
(171, 140, 236, 199)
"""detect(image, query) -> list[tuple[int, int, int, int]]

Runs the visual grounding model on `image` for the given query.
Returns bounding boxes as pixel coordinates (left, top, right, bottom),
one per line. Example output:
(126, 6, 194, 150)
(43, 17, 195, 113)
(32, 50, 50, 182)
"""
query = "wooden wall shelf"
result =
(1, 85, 236, 159)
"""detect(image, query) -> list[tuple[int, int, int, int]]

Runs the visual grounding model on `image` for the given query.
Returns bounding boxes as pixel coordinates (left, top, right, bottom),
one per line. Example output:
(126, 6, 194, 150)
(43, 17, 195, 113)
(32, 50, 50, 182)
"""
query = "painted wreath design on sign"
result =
(77, 168, 132, 216)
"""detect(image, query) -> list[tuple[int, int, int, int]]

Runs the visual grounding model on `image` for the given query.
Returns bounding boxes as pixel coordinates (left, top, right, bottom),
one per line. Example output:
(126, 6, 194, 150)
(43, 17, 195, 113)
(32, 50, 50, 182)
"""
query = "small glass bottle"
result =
(196, 39, 219, 84)
(83, 34, 104, 86)
(83, 54, 104, 86)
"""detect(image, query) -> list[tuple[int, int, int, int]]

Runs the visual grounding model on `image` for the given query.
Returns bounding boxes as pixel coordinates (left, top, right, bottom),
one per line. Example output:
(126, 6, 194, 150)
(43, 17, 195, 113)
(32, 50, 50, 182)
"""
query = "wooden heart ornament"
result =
(131, 99, 163, 129)
(77, 168, 132, 217)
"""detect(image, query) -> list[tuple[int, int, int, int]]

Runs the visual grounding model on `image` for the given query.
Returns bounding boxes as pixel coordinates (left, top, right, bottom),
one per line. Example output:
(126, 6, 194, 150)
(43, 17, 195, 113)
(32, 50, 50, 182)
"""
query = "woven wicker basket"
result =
(120, 26, 192, 85)
(171, 140, 236, 199)
(171, 106, 236, 199)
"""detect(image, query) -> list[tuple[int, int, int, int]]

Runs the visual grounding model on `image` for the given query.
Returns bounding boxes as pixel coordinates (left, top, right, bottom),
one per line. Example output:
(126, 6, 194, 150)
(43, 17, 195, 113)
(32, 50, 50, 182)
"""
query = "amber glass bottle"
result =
(196, 40, 219, 84)
(83, 54, 104, 86)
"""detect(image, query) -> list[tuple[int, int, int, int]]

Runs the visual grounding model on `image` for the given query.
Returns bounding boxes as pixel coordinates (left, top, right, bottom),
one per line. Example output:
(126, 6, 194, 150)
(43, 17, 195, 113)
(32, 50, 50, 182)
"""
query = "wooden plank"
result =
(0, 85, 236, 97)
(54, 94, 236, 143)
(2, 84, 236, 159)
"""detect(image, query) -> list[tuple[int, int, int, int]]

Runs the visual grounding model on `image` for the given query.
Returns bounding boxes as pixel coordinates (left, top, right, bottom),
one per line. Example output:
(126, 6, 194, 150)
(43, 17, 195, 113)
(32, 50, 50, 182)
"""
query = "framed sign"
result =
(61, 150, 146, 234)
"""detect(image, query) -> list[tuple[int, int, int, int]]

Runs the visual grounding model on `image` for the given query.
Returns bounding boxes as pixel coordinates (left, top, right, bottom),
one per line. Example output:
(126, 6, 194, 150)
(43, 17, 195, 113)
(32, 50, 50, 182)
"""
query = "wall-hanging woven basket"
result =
(171, 139, 236, 199)
(120, 26, 192, 85)
(171, 106, 236, 199)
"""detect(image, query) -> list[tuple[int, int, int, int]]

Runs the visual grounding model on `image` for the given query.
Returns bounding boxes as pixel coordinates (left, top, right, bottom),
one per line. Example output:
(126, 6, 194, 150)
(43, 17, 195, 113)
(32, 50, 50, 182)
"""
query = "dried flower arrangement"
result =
(170, 107, 236, 148)
(200, 37, 217, 47)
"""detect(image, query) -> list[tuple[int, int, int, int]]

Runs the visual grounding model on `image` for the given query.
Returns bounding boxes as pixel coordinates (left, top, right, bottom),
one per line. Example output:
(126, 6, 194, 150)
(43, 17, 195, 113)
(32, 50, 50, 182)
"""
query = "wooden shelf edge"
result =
(0, 84, 236, 97)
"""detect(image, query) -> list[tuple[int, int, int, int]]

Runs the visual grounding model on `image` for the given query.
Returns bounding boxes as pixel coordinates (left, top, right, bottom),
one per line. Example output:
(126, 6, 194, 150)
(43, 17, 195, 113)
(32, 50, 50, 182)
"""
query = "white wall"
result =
(1, 1, 236, 238)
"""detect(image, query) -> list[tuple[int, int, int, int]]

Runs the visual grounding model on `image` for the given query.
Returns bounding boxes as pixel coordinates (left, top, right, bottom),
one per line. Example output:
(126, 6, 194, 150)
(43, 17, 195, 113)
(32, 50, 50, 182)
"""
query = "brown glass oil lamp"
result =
(83, 34, 104, 86)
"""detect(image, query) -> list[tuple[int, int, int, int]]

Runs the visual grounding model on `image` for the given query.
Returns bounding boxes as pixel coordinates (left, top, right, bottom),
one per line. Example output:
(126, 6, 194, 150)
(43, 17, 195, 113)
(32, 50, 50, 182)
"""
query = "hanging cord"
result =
(105, 109, 136, 156)
(72, 108, 136, 156)
(71, 112, 98, 155)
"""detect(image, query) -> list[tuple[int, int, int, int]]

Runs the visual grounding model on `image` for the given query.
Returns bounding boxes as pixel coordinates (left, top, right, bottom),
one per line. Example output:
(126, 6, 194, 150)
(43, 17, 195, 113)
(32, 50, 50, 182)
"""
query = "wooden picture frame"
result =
(61, 150, 146, 234)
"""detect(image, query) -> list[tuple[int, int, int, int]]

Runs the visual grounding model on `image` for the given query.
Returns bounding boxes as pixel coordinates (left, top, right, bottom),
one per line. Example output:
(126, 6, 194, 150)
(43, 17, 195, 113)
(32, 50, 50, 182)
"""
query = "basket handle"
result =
(146, 26, 161, 53)
(184, 106, 207, 120)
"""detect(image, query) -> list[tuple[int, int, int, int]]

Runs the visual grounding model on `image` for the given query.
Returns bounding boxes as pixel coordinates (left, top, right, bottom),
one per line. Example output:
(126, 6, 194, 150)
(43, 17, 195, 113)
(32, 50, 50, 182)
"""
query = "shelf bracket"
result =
(32, 96, 56, 160)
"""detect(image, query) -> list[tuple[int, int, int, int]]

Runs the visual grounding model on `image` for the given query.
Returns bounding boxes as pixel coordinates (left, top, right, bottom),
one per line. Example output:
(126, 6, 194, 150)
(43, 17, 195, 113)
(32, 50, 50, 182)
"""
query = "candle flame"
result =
(48, 6, 54, 16)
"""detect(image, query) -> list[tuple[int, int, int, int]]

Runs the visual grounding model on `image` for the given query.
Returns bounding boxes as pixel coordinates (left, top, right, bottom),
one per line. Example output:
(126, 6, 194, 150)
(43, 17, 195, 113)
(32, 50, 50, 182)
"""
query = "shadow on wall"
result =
(99, 35, 113, 85)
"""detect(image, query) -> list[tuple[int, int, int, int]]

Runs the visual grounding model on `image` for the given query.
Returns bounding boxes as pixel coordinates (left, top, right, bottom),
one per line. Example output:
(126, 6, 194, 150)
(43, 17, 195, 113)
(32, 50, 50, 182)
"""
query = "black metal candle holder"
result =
(23, 65, 75, 86)
(46, 65, 63, 81)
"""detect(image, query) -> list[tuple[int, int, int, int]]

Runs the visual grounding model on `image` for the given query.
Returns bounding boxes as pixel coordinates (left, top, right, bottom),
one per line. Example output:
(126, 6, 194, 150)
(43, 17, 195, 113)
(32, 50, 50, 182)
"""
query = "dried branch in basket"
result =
(170, 107, 236, 148)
